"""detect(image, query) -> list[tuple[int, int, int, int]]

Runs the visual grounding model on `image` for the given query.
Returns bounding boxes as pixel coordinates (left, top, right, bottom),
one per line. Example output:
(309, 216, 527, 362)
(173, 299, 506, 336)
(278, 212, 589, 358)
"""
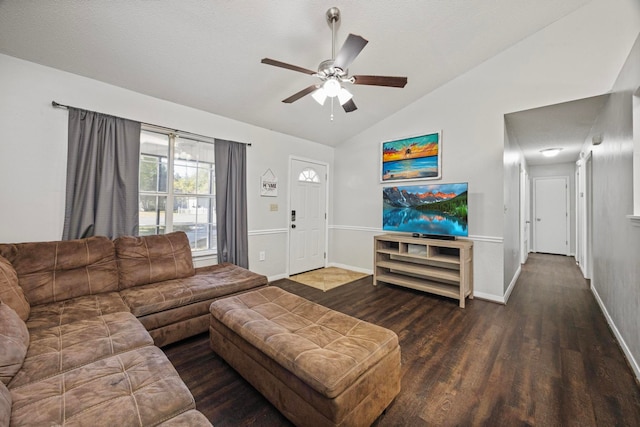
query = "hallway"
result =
(504, 252, 640, 425)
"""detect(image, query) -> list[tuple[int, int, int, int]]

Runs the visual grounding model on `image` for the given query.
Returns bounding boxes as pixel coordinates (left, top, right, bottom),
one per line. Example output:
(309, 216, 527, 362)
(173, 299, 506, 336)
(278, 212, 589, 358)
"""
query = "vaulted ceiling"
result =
(0, 0, 594, 148)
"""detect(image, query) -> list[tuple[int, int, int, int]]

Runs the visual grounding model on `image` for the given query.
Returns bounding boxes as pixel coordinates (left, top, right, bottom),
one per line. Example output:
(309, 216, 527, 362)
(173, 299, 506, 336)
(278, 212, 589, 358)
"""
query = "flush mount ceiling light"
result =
(540, 148, 563, 157)
(261, 7, 407, 120)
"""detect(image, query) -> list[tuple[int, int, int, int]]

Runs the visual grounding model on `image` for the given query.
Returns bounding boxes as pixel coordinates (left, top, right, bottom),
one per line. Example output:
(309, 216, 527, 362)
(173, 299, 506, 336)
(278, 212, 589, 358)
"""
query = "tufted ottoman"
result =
(209, 287, 401, 427)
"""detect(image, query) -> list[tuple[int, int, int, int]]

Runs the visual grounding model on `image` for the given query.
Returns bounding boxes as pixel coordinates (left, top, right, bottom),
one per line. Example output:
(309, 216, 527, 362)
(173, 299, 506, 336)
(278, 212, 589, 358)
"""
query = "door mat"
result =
(289, 267, 369, 292)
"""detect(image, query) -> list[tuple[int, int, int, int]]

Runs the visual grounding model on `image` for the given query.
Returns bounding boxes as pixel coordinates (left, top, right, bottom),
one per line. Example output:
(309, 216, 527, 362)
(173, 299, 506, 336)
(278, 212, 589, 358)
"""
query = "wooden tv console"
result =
(373, 234, 473, 308)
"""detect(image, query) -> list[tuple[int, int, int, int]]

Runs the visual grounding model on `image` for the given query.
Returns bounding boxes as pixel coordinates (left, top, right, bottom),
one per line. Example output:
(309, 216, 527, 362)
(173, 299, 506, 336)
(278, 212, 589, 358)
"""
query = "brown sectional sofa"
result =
(0, 231, 268, 426)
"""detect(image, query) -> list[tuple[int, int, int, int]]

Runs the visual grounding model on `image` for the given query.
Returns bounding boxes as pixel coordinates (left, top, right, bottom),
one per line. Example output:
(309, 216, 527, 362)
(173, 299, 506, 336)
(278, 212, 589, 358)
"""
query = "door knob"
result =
(291, 224, 296, 229)
(536, 218, 541, 221)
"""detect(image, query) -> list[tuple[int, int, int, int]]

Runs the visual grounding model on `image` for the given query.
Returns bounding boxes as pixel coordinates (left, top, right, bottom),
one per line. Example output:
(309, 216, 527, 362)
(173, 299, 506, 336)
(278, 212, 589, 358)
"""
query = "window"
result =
(298, 167, 320, 183)
(139, 129, 217, 253)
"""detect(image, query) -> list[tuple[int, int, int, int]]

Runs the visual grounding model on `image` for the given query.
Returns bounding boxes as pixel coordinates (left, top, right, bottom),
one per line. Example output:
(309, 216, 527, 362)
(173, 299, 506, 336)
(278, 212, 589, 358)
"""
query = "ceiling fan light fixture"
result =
(323, 78, 341, 97)
(311, 88, 327, 105)
(337, 87, 353, 105)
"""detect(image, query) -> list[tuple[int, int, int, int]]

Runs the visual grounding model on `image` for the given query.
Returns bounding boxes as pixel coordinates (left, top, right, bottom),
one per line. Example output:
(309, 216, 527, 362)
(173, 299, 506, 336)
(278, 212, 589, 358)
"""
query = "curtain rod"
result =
(51, 101, 251, 146)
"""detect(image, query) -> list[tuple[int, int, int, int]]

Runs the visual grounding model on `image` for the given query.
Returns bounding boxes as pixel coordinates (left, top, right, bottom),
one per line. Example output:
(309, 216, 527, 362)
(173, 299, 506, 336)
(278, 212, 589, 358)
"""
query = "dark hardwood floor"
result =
(163, 253, 640, 426)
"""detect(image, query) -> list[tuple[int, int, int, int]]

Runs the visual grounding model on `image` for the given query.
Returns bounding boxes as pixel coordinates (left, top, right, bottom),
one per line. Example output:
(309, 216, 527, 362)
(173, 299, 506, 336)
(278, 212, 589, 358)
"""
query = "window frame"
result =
(139, 126, 218, 254)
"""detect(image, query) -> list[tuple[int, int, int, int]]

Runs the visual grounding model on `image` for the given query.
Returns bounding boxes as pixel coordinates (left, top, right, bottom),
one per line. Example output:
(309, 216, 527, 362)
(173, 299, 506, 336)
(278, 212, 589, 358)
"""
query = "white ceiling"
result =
(506, 95, 610, 166)
(0, 0, 592, 147)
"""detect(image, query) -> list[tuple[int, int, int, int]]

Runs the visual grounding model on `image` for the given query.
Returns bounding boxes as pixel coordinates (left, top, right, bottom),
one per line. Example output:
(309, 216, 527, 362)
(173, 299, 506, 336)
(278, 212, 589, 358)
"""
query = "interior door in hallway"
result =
(533, 176, 569, 255)
(289, 158, 327, 275)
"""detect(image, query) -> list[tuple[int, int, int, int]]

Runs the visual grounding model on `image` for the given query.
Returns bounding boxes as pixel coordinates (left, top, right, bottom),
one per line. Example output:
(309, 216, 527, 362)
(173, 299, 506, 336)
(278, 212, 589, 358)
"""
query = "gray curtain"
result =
(62, 107, 141, 240)
(215, 139, 248, 268)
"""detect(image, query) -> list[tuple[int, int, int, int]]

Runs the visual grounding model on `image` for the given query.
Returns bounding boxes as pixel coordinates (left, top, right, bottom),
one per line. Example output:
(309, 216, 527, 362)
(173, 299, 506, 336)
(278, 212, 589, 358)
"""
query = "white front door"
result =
(289, 158, 327, 275)
(533, 176, 569, 255)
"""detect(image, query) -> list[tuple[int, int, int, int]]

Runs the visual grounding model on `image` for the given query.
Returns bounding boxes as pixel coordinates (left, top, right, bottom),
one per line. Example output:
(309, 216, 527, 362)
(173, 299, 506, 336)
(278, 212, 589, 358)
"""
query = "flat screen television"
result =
(382, 182, 468, 239)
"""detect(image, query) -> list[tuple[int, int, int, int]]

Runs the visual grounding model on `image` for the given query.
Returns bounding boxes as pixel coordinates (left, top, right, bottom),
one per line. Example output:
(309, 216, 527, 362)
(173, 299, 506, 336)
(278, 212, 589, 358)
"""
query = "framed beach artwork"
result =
(380, 131, 441, 182)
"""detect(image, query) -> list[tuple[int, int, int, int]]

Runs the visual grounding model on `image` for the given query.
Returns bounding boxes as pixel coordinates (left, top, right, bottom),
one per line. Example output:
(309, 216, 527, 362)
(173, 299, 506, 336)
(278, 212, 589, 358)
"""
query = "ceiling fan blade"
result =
(333, 34, 368, 71)
(282, 85, 319, 103)
(342, 98, 357, 113)
(352, 75, 408, 88)
(261, 58, 316, 75)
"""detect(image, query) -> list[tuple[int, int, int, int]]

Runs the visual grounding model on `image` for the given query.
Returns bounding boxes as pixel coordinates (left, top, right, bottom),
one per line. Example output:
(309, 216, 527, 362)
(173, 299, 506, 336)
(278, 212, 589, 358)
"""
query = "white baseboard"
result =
(267, 273, 288, 282)
(503, 265, 521, 304)
(473, 291, 505, 304)
(591, 282, 640, 382)
(327, 262, 373, 275)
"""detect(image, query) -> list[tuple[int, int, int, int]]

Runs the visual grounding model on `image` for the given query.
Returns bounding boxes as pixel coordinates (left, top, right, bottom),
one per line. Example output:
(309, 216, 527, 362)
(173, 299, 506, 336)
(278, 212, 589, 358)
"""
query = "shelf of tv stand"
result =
(375, 260, 460, 283)
(375, 272, 463, 300)
(373, 233, 473, 308)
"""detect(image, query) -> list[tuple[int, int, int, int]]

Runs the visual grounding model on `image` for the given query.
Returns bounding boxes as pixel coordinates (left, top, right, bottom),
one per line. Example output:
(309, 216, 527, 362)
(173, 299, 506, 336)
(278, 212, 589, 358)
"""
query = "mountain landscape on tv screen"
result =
(382, 184, 468, 236)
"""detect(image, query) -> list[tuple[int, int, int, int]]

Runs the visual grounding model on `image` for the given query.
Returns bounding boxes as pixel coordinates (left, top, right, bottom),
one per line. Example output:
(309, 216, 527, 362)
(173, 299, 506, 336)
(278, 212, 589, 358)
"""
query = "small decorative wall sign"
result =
(260, 168, 278, 197)
(381, 131, 442, 182)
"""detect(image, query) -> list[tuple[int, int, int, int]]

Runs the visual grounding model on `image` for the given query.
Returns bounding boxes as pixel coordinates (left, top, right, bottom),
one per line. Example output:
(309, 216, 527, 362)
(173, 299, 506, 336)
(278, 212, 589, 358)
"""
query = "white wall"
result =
(331, 0, 640, 302)
(585, 33, 640, 380)
(0, 53, 333, 280)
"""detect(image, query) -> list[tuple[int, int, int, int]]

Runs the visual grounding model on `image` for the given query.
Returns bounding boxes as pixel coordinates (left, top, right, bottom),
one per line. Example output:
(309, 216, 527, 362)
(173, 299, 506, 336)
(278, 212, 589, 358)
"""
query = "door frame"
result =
(585, 153, 593, 278)
(532, 175, 570, 255)
(519, 163, 530, 264)
(287, 155, 330, 276)
(576, 152, 593, 278)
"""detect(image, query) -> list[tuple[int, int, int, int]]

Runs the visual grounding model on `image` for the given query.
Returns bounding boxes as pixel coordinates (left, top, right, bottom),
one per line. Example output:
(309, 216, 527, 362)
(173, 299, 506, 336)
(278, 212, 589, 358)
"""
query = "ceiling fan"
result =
(261, 7, 407, 117)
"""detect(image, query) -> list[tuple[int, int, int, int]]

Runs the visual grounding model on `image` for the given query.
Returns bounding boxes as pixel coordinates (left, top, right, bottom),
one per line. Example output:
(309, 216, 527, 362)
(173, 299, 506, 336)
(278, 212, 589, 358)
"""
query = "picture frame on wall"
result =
(380, 131, 442, 182)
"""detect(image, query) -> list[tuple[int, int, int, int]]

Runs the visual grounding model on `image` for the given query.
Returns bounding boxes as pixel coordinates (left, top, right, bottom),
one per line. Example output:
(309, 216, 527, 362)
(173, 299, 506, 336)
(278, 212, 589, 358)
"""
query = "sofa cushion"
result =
(0, 256, 30, 321)
(121, 262, 268, 317)
(0, 236, 119, 306)
(115, 231, 195, 289)
(0, 302, 29, 386)
(9, 312, 153, 389)
(25, 291, 130, 331)
(8, 346, 199, 426)
(0, 381, 10, 427)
